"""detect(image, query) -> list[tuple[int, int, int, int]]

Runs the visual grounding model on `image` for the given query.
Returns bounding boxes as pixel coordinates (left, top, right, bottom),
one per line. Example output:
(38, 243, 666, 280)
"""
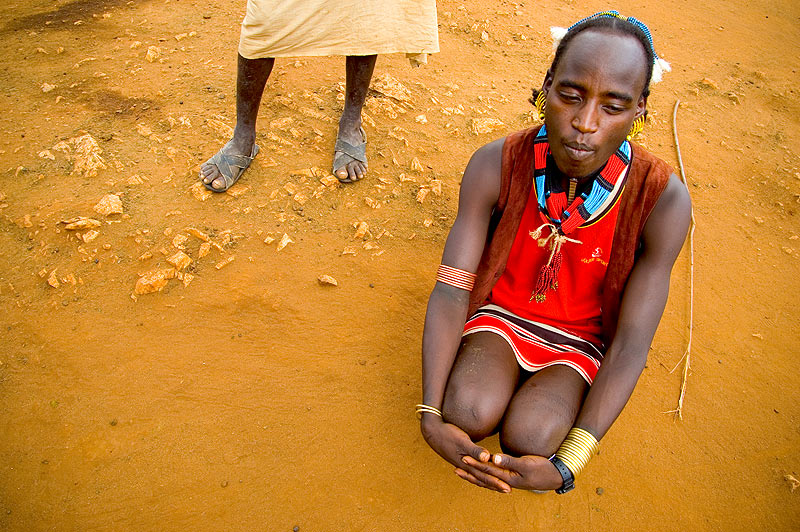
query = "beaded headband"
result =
(550, 10, 671, 84)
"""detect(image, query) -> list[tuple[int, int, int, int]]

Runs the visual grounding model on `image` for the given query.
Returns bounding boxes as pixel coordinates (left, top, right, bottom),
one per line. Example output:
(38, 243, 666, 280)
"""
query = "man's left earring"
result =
(534, 91, 547, 121)
(627, 115, 646, 141)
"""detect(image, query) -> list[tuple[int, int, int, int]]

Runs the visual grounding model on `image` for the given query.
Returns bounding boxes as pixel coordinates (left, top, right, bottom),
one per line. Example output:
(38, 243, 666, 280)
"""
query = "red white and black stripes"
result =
(436, 264, 476, 292)
(463, 304, 603, 384)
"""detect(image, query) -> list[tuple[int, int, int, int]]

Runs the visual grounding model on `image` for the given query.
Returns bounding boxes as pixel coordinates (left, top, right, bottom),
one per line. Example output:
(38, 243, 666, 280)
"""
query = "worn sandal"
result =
(202, 143, 260, 192)
(332, 127, 367, 182)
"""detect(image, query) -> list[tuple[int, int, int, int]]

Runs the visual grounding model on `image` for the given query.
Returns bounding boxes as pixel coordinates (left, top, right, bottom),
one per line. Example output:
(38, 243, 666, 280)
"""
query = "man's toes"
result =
(210, 176, 227, 190)
(200, 165, 217, 184)
(355, 162, 366, 180)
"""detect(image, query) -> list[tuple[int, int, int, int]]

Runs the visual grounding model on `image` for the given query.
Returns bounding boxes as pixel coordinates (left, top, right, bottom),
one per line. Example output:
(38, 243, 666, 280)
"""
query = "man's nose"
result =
(571, 103, 599, 133)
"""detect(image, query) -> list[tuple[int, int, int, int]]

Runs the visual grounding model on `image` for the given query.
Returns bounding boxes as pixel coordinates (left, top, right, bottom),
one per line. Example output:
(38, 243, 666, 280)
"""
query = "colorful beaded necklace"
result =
(529, 125, 631, 302)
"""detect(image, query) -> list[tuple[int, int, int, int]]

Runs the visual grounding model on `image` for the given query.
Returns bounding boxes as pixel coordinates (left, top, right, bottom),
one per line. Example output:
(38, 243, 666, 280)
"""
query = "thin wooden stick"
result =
(665, 99, 696, 420)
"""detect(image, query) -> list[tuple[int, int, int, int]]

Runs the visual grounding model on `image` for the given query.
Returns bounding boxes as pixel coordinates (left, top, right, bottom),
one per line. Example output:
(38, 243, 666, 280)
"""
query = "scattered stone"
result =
(134, 268, 175, 294)
(191, 182, 212, 202)
(785, 474, 800, 492)
(62, 217, 101, 230)
(185, 227, 209, 242)
(276, 233, 293, 251)
(109, 419, 117, 426)
(423, 218, 433, 227)
(93, 194, 124, 216)
(47, 269, 60, 288)
(215, 255, 235, 270)
(226, 184, 250, 198)
(198, 242, 211, 258)
(319, 175, 339, 188)
(70, 134, 107, 178)
(39, 150, 55, 160)
(364, 197, 381, 209)
(415, 114, 428, 124)
(470, 117, 505, 135)
(596, 487, 604, 495)
(317, 274, 338, 286)
(430, 180, 443, 196)
(166, 251, 192, 270)
(136, 123, 152, 137)
(172, 234, 188, 250)
(182, 273, 194, 287)
(370, 73, 412, 102)
(410, 157, 424, 173)
(81, 229, 100, 243)
(480, 30, 490, 42)
(342, 246, 357, 255)
(416, 188, 430, 204)
(41, 82, 56, 93)
(699, 78, 719, 90)
(205, 118, 233, 139)
(354, 221, 368, 240)
(220, 480, 228, 488)
(139, 251, 153, 261)
(263, 236, 275, 245)
(145, 46, 161, 62)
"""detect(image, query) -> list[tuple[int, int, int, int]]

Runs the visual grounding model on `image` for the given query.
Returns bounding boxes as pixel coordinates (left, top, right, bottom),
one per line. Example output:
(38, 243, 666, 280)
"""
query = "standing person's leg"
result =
(201, 54, 274, 191)
(333, 54, 377, 182)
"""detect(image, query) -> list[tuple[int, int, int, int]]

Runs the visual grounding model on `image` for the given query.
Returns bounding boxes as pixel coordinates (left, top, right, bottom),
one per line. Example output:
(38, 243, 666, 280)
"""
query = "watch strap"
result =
(550, 455, 575, 494)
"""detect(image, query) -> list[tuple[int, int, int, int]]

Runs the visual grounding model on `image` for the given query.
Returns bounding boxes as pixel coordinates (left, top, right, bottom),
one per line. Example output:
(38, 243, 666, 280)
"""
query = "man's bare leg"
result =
(499, 365, 588, 457)
(201, 54, 274, 191)
(334, 54, 377, 182)
(455, 362, 588, 492)
(441, 332, 520, 441)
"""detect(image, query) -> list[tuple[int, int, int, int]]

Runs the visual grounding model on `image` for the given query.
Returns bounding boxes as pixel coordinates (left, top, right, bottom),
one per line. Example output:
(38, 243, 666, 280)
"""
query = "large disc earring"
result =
(534, 91, 547, 121)
(627, 115, 645, 141)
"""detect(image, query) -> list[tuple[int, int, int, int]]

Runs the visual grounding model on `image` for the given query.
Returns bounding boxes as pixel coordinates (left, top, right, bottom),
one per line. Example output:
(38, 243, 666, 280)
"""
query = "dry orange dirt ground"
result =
(0, 0, 798, 530)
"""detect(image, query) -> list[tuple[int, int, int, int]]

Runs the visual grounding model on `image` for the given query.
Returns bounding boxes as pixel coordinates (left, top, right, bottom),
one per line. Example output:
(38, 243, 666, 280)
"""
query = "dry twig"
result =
(665, 100, 696, 420)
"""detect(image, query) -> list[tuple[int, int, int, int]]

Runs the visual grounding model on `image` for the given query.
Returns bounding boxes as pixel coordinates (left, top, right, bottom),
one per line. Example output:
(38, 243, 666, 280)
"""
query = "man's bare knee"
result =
(499, 417, 566, 457)
(442, 386, 501, 441)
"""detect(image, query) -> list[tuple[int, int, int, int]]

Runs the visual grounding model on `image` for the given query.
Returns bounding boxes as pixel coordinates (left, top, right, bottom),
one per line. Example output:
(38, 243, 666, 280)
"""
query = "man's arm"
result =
(421, 138, 502, 412)
(575, 173, 692, 438)
(418, 138, 508, 489)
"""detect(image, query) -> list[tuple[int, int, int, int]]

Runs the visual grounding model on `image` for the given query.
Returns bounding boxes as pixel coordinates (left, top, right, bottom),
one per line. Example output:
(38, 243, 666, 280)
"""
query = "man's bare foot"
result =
(200, 135, 257, 191)
(333, 117, 367, 182)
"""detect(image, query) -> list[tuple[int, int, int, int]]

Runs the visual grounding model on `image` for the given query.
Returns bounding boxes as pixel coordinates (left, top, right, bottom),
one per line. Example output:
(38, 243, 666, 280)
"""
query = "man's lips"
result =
(563, 142, 594, 161)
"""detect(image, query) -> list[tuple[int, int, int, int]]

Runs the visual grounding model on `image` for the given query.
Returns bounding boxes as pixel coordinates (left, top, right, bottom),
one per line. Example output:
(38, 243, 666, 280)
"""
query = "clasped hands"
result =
(420, 414, 563, 493)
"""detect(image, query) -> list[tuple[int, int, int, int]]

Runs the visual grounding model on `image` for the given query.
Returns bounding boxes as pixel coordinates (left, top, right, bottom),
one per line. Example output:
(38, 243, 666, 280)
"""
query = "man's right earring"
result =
(534, 91, 547, 121)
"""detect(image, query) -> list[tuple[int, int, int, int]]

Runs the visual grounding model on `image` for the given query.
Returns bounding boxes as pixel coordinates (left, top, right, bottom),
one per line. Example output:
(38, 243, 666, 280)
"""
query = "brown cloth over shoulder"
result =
(468, 126, 673, 348)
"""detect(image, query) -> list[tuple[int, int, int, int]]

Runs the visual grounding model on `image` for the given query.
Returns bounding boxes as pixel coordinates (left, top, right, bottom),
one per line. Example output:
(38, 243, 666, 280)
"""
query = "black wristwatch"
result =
(549, 455, 575, 494)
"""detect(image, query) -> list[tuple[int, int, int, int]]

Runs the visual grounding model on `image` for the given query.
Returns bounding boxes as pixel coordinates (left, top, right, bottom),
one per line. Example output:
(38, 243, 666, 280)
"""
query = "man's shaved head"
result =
(551, 16, 656, 98)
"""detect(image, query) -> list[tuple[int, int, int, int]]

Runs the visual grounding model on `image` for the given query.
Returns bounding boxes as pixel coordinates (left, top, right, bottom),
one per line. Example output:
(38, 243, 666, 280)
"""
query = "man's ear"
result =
(634, 94, 648, 120)
(542, 70, 554, 94)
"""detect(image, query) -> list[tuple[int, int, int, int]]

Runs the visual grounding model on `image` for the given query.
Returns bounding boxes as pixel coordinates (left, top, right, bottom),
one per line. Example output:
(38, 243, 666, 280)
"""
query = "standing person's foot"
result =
(332, 118, 367, 182)
(200, 136, 259, 192)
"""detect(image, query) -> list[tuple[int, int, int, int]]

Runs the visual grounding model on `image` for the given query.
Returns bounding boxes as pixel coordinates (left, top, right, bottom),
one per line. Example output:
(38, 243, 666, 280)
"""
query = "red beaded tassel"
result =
(531, 250, 562, 302)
